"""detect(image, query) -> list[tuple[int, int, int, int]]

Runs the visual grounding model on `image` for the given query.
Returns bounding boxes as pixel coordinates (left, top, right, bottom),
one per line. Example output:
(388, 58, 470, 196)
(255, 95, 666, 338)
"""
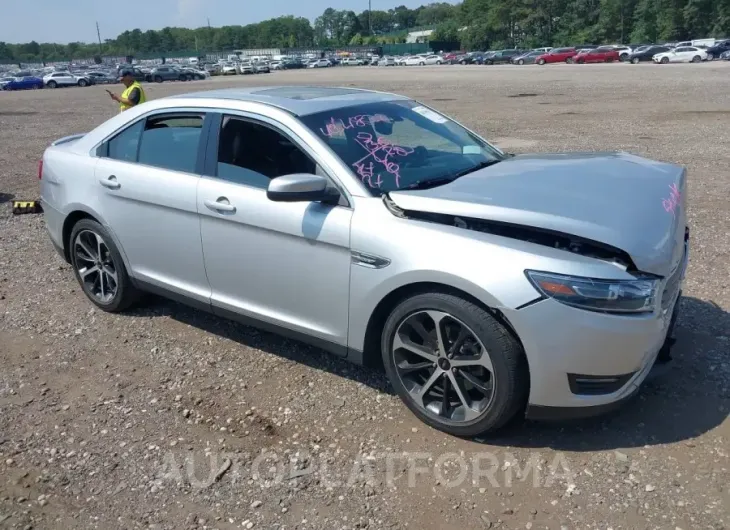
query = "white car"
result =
(342, 57, 364, 66)
(43, 72, 90, 88)
(653, 46, 708, 64)
(220, 63, 238, 75)
(378, 56, 396, 66)
(308, 59, 331, 68)
(404, 54, 443, 66)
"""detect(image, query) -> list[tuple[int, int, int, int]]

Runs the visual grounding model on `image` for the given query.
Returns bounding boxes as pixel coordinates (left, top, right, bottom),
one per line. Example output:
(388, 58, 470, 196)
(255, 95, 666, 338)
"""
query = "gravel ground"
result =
(1, 63, 729, 530)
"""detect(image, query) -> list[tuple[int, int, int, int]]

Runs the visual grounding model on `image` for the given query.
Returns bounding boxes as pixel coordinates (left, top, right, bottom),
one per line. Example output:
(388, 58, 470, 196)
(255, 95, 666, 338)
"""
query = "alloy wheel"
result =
(73, 230, 118, 304)
(392, 310, 495, 423)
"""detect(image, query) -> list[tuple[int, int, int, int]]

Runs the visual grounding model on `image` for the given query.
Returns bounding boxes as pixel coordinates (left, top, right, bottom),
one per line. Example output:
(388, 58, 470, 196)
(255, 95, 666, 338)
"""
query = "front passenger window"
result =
(215, 116, 316, 189)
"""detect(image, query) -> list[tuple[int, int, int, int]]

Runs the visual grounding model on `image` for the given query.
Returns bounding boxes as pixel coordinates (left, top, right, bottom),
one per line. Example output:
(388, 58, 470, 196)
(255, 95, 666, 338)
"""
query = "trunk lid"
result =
(388, 152, 687, 276)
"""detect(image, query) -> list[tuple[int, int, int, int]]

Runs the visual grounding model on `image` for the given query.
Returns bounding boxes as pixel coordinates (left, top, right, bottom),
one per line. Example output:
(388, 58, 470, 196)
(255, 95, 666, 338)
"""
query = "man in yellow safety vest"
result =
(106, 68, 147, 112)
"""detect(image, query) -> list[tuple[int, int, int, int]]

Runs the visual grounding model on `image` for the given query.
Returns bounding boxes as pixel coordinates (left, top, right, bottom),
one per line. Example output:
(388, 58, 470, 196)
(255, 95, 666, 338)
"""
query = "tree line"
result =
(1, 0, 728, 63)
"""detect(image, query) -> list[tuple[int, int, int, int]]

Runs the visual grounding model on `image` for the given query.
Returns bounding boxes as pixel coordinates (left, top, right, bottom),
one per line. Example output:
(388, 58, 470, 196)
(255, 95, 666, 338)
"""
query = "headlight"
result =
(525, 270, 660, 314)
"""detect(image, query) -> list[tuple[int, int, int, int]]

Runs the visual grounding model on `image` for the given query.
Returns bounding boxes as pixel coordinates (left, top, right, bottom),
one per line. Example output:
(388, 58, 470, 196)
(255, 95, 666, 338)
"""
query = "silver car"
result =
(39, 87, 689, 437)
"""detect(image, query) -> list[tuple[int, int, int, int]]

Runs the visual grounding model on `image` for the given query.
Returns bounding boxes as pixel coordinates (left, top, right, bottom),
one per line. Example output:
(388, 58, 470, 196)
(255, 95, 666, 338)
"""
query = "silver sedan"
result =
(39, 86, 688, 437)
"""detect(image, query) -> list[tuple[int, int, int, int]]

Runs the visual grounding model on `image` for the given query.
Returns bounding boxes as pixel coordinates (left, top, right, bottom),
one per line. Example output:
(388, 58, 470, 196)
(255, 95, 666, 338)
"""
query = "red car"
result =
(574, 47, 620, 63)
(535, 47, 578, 64)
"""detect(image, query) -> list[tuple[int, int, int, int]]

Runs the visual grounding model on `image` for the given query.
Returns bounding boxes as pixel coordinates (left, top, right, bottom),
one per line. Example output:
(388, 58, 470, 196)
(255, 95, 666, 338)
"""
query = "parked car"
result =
(705, 39, 730, 60)
(252, 62, 271, 74)
(536, 47, 578, 64)
(574, 46, 620, 63)
(511, 51, 543, 65)
(628, 45, 671, 63)
(1, 75, 44, 90)
(147, 66, 191, 82)
(653, 46, 708, 63)
(238, 61, 254, 74)
(86, 71, 117, 84)
(459, 52, 485, 65)
(180, 67, 207, 80)
(39, 86, 688, 437)
(308, 58, 331, 68)
(378, 56, 396, 66)
(220, 63, 238, 75)
(43, 71, 91, 88)
(405, 54, 443, 66)
(720, 49, 730, 60)
(484, 49, 524, 64)
(342, 57, 365, 66)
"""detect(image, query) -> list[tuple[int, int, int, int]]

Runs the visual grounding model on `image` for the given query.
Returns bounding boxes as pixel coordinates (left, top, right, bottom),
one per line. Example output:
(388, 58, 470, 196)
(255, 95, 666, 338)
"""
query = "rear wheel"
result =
(77, 79, 87, 87)
(565, 57, 573, 63)
(154, 75, 163, 83)
(381, 292, 529, 437)
(69, 219, 141, 313)
(537, 58, 546, 65)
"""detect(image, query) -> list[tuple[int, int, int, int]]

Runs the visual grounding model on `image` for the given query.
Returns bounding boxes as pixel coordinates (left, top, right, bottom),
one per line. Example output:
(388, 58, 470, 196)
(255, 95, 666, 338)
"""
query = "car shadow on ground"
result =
(132, 295, 727, 449)
(484, 295, 729, 450)
(0, 192, 15, 204)
(131, 297, 395, 396)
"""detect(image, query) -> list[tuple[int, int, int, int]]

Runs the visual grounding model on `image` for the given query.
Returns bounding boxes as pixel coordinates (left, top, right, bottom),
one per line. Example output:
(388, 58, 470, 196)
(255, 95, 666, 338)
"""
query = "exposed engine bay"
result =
(383, 194, 636, 271)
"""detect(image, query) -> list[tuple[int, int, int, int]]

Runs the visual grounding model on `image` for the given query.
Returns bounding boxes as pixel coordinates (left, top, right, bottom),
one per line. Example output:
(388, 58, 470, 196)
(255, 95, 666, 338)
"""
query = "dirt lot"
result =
(1, 63, 729, 530)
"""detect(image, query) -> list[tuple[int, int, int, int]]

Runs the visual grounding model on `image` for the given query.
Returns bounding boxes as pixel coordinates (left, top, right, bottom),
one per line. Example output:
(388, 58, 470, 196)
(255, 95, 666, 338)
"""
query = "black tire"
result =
(69, 219, 141, 313)
(47, 80, 57, 88)
(460, 60, 466, 65)
(706, 53, 713, 61)
(691, 55, 701, 63)
(381, 292, 529, 437)
(78, 79, 87, 87)
(419, 62, 425, 66)
(661, 57, 669, 64)
(631, 57, 640, 64)
(565, 57, 573, 63)
(537, 58, 545, 65)
(517, 59, 525, 65)
(154, 75, 163, 83)
(179, 75, 187, 81)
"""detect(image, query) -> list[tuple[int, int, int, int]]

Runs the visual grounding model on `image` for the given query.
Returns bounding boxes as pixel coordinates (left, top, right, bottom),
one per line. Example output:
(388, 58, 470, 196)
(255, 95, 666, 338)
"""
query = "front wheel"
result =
(537, 58, 546, 65)
(631, 57, 640, 64)
(154, 75, 163, 83)
(661, 57, 669, 64)
(691, 55, 701, 63)
(706, 53, 713, 61)
(78, 79, 87, 87)
(47, 80, 57, 88)
(517, 59, 524, 65)
(565, 57, 573, 63)
(69, 219, 141, 313)
(381, 292, 529, 437)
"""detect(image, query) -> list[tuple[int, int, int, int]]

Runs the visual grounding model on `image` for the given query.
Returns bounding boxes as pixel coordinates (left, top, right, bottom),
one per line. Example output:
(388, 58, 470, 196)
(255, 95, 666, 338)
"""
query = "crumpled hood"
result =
(388, 152, 687, 276)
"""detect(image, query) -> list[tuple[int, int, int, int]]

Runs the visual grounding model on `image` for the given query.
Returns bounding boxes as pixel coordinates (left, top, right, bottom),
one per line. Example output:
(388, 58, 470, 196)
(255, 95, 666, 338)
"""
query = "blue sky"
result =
(5, 0, 455, 44)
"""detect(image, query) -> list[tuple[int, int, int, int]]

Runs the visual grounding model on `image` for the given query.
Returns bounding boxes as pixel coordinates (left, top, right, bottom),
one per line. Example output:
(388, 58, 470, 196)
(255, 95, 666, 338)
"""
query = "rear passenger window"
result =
(137, 114, 204, 173)
(107, 119, 144, 162)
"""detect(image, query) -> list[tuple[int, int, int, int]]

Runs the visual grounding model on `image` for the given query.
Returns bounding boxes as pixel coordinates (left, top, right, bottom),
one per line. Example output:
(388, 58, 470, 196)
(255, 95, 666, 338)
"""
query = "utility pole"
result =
(96, 22, 103, 54)
(207, 17, 211, 29)
(368, 0, 372, 35)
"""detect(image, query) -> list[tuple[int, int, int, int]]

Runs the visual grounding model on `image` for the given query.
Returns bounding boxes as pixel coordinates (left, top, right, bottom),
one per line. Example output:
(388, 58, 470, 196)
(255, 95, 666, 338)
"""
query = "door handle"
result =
(99, 175, 120, 189)
(204, 198, 236, 213)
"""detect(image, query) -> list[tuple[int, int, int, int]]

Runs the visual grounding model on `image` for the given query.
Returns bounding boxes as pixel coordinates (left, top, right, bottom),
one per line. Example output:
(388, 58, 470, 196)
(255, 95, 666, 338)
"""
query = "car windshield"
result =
(299, 100, 505, 195)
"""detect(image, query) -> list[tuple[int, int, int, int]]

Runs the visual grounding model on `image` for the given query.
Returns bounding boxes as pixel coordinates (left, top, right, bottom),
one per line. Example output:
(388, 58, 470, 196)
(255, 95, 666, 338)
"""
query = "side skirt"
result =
(134, 279, 361, 362)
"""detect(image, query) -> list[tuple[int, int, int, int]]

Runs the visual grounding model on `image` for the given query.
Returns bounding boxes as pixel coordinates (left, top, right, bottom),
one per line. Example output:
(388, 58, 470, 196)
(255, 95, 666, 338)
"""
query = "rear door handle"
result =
(99, 175, 120, 189)
(204, 198, 236, 213)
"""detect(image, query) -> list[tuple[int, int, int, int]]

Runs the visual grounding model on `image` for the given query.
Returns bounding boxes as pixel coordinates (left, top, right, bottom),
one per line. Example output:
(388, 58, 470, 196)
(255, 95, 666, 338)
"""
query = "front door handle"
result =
(204, 198, 236, 213)
(99, 175, 120, 189)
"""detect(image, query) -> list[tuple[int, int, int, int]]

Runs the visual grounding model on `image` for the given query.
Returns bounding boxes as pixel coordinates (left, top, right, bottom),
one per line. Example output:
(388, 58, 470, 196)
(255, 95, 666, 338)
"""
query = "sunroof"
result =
(253, 87, 361, 100)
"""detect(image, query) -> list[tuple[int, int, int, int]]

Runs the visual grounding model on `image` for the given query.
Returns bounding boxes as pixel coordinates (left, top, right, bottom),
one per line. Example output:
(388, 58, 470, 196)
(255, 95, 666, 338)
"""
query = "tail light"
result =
(38, 159, 43, 180)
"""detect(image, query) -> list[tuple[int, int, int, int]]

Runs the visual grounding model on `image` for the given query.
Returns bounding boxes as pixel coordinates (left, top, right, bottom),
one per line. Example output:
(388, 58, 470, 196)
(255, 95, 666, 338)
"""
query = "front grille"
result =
(568, 373, 635, 396)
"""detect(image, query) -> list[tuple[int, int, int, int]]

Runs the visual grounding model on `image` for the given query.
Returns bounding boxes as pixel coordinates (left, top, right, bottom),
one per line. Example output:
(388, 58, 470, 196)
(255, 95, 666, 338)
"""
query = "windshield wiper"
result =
(404, 159, 502, 190)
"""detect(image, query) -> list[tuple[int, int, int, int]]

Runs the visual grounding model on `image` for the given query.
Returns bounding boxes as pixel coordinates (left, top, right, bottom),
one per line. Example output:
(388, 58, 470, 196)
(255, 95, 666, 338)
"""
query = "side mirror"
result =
(267, 174, 339, 204)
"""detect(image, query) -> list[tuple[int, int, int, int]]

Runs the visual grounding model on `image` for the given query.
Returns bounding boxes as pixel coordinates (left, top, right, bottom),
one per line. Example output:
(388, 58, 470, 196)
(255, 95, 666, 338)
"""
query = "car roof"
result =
(172, 86, 409, 116)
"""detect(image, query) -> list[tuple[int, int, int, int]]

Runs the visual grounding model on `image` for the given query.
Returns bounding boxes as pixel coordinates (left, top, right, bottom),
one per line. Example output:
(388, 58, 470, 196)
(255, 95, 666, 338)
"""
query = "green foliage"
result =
(1, 0, 728, 64)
